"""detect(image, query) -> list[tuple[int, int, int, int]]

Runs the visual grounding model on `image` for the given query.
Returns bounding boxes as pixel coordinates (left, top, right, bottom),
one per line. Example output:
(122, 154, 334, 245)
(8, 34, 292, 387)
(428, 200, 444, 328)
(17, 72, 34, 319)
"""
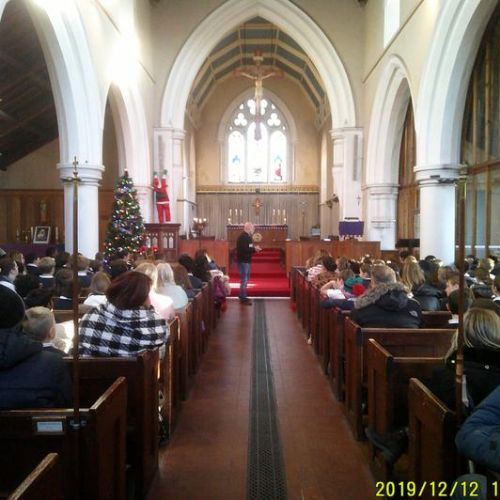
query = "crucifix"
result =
(234, 49, 283, 140)
(252, 197, 264, 217)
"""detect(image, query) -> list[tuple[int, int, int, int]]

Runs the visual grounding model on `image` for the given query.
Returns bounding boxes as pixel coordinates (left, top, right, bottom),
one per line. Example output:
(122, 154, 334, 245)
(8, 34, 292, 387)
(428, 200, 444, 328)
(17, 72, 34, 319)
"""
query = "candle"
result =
(229, 209, 232, 219)
(30, 226, 34, 240)
(284, 217, 287, 224)
(55, 226, 59, 242)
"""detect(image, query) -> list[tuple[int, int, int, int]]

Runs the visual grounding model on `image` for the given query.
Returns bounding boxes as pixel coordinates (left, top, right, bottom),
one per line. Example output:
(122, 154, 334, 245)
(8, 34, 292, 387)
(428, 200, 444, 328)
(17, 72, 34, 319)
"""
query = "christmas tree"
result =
(104, 170, 145, 258)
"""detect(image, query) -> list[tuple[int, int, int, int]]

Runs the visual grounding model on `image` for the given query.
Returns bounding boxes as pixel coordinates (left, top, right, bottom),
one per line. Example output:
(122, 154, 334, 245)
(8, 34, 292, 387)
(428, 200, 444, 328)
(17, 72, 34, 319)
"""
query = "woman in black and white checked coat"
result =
(79, 271, 168, 357)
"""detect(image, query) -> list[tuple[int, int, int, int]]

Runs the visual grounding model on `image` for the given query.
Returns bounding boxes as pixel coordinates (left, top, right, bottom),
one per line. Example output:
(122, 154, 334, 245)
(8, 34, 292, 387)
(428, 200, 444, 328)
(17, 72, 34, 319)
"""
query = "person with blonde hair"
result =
(156, 262, 189, 313)
(83, 271, 111, 308)
(401, 260, 441, 311)
(24, 307, 66, 355)
(135, 262, 174, 321)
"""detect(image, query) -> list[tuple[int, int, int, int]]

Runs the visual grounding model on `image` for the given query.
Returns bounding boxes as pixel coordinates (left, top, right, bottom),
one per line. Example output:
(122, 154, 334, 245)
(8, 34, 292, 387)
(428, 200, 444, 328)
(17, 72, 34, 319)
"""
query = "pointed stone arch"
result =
(106, 82, 153, 221)
(364, 56, 413, 249)
(414, 0, 497, 262)
(160, 0, 356, 131)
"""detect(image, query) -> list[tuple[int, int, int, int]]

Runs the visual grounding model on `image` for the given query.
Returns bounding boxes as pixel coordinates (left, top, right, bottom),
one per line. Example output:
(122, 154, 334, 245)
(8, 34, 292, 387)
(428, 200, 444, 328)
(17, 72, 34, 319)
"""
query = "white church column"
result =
(415, 164, 459, 263)
(364, 183, 398, 249)
(134, 184, 154, 224)
(330, 128, 363, 222)
(154, 127, 187, 232)
(58, 162, 104, 257)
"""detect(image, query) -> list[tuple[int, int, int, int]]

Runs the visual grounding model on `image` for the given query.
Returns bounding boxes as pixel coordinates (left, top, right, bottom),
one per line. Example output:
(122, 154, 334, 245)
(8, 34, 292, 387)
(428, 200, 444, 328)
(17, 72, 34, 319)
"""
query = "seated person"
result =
(79, 271, 169, 357)
(25, 253, 41, 276)
(455, 384, 500, 472)
(472, 268, 494, 299)
(52, 268, 74, 310)
(156, 263, 189, 313)
(170, 262, 196, 299)
(367, 307, 500, 464)
(446, 288, 474, 325)
(135, 262, 175, 321)
(178, 254, 203, 290)
(0, 286, 72, 409)
(311, 256, 338, 288)
(109, 258, 129, 280)
(402, 260, 442, 311)
(83, 271, 110, 308)
(14, 273, 40, 299)
(0, 257, 19, 293)
(494, 275, 500, 306)
(350, 265, 422, 328)
(38, 257, 56, 289)
(77, 255, 93, 288)
(24, 288, 53, 309)
(24, 307, 66, 355)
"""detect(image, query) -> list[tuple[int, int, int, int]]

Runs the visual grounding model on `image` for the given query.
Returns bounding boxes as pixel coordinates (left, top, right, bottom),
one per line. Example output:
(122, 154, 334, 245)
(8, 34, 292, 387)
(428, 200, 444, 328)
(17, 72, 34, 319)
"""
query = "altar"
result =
(226, 224, 288, 250)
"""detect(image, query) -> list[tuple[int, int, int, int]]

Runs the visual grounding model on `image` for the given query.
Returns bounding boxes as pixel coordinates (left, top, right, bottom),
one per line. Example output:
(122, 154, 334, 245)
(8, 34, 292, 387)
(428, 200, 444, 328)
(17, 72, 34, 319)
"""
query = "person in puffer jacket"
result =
(0, 286, 72, 409)
(350, 265, 422, 328)
(455, 384, 500, 472)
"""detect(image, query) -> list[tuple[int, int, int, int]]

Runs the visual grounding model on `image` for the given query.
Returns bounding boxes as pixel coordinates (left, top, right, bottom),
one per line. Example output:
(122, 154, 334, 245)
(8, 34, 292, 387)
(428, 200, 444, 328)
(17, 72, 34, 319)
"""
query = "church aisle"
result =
(147, 299, 375, 499)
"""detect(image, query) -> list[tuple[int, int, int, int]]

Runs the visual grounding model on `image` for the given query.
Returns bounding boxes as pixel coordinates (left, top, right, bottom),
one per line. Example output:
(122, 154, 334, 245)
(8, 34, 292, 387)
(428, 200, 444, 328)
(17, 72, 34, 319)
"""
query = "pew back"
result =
(0, 378, 127, 499)
(66, 350, 158, 498)
(408, 378, 457, 496)
(344, 318, 455, 440)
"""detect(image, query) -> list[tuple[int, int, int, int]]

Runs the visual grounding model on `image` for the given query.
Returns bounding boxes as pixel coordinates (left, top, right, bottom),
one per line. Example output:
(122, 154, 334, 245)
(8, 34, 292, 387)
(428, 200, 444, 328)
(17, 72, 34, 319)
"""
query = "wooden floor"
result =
(147, 299, 375, 499)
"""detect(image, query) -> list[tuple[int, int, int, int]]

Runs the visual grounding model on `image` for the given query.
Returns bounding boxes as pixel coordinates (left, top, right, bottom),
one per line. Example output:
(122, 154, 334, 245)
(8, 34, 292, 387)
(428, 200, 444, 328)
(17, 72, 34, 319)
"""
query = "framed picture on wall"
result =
(33, 226, 51, 244)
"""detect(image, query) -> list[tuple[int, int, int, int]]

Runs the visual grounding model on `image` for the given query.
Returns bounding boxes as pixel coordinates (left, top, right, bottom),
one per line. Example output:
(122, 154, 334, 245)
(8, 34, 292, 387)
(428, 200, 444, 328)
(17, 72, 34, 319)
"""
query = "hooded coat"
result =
(412, 283, 442, 311)
(0, 325, 72, 409)
(350, 282, 422, 328)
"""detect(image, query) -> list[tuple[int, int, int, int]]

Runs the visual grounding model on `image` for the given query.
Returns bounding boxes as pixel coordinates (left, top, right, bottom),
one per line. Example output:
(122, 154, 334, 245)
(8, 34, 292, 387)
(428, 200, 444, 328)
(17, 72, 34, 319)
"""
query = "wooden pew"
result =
(0, 378, 127, 499)
(318, 305, 331, 375)
(366, 339, 446, 480)
(176, 307, 191, 400)
(161, 317, 180, 436)
(201, 283, 211, 351)
(7, 453, 62, 500)
(329, 308, 351, 401)
(422, 310, 452, 328)
(408, 378, 457, 497)
(309, 284, 321, 353)
(295, 268, 307, 323)
(191, 291, 203, 371)
(343, 318, 455, 440)
(67, 351, 159, 499)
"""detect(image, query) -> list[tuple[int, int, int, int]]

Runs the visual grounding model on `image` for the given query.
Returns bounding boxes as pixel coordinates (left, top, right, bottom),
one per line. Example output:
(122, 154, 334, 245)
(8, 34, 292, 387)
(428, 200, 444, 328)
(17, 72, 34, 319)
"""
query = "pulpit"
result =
(144, 223, 181, 261)
(227, 224, 288, 249)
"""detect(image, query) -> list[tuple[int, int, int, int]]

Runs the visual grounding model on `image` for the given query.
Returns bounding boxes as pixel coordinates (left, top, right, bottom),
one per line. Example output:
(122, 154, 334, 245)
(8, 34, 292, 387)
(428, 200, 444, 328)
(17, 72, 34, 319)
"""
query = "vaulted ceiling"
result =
(0, 0, 58, 171)
(188, 17, 329, 125)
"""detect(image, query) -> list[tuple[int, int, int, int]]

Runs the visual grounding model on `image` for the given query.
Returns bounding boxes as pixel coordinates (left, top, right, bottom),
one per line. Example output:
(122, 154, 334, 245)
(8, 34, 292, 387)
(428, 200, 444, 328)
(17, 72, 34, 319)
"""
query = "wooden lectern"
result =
(144, 223, 181, 261)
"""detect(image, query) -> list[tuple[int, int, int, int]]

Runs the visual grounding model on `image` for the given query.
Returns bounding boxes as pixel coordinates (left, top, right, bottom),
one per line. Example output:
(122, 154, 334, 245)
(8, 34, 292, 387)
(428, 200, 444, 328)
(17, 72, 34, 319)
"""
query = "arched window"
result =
(226, 97, 288, 183)
(384, 0, 400, 47)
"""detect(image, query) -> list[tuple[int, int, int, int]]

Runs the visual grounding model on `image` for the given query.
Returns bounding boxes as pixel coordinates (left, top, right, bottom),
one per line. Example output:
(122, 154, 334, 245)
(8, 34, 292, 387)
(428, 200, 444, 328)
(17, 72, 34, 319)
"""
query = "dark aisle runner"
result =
(247, 300, 288, 500)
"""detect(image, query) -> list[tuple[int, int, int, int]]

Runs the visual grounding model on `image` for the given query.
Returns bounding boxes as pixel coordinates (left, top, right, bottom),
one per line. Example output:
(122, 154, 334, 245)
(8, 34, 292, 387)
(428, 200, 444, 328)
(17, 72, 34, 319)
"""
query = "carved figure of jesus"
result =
(234, 49, 283, 140)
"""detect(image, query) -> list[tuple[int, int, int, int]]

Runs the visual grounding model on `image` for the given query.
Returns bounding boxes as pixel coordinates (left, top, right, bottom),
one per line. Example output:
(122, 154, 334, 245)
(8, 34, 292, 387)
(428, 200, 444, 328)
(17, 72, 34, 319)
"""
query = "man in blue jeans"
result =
(236, 222, 261, 305)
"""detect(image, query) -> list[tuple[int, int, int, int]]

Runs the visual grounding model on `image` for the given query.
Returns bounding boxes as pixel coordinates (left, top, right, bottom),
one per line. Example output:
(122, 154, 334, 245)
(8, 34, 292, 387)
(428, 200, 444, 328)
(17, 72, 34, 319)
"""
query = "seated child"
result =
(24, 306, 67, 355)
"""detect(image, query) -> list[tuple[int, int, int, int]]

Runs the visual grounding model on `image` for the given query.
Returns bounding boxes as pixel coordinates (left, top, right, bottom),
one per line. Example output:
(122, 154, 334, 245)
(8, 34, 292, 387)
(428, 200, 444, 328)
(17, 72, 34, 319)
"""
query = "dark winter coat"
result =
(412, 283, 442, 311)
(426, 348, 500, 410)
(455, 385, 500, 471)
(0, 325, 72, 409)
(350, 282, 422, 328)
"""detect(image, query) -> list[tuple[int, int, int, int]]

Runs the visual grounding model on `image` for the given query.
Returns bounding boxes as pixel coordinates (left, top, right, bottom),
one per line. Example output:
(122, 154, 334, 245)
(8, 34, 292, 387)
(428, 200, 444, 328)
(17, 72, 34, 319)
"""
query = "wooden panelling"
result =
(0, 189, 113, 251)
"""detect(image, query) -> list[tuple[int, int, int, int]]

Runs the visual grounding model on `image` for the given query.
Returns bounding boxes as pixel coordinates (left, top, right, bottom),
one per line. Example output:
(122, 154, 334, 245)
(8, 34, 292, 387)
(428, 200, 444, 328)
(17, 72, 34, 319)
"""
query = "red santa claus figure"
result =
(153, 169, 171, 223)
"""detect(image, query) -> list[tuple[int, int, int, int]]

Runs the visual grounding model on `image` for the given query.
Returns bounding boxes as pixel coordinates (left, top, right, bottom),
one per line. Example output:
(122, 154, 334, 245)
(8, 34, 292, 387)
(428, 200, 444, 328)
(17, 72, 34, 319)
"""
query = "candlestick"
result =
(229, 209, 232, 219)
(55, 226, 59, 242)
(277, 209, 281, 224)
(239, 209, 242, 222)
(30, 226, 34, 241)
(284, 217, 287, 224)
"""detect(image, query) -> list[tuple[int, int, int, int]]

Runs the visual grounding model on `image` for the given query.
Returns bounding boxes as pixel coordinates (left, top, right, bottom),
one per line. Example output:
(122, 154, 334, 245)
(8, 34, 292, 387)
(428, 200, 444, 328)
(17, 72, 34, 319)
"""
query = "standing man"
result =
(236, 222, 261, 305)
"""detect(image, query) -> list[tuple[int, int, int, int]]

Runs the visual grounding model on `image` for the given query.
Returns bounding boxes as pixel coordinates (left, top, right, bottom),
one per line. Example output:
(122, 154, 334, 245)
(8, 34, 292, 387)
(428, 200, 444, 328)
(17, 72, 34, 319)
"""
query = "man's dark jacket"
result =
(236, 231, 255, 263)
(0, 325, 72, 409)
(350, 282, 422, 328)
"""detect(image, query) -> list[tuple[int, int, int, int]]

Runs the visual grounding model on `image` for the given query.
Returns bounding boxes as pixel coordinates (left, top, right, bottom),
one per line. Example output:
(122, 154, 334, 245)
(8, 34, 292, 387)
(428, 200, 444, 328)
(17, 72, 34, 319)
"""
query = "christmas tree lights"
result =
(104, 170, 145, 258)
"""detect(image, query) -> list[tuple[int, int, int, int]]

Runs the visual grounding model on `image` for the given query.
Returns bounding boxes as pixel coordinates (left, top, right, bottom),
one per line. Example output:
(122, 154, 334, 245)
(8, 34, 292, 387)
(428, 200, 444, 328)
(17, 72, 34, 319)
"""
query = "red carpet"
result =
(228, 248, 290, 297)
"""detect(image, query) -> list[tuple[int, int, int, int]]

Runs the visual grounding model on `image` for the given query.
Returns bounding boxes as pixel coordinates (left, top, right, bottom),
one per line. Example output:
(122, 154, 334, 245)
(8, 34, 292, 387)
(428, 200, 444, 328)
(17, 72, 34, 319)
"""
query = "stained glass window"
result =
(226, 97, 288, 183)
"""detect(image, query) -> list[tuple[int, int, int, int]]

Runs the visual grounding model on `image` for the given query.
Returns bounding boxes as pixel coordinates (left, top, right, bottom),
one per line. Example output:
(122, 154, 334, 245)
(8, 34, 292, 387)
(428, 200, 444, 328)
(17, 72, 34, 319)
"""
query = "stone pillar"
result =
(58, 162, 104, 257)
(330, 128, 363, 222)
(154, 127, 187, 233)
(364, 183, 399, 249)
(415, 164, 459, 263)
(135, 184, 153, 224)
